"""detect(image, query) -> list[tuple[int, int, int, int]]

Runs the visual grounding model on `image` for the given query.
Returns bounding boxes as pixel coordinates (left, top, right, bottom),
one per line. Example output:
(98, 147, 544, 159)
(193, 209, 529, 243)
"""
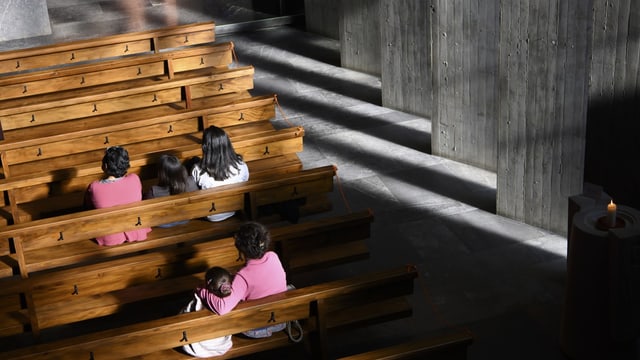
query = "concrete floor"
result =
(0, 1, 580, 359)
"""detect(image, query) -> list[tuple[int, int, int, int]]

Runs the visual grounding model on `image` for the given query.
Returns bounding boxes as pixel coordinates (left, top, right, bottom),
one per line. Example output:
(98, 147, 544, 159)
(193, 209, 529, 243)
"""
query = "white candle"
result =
(607, 200, 617, 227)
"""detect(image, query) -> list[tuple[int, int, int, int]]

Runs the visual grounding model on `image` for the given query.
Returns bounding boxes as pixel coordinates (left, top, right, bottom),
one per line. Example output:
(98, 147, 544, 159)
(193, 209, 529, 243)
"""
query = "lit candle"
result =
(607, 200, 617, 227)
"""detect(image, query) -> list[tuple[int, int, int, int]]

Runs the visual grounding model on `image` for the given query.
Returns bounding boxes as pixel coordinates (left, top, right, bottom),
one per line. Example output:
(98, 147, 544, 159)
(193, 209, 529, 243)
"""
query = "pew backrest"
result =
(0, 22, 216, 76)
(0, 42, 234, 102)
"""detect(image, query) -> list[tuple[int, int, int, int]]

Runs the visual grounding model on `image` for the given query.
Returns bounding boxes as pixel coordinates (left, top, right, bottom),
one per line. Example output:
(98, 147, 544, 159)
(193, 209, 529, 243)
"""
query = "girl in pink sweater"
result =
(84, 146, 151, 246)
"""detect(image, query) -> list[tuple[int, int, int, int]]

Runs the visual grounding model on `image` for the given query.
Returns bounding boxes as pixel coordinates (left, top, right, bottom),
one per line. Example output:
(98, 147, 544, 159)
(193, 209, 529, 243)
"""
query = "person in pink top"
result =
(84, 146, 151, 246)
(197, 221, 288, 337)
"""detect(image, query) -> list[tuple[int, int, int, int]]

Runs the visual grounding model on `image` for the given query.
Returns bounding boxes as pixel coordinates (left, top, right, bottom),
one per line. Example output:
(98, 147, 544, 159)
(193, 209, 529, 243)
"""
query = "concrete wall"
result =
(339, 0, 381, 75)
(380, 0, 433, 117)
(304, 0, 604, 235)
(496, 0, 593, 234)
(431, 0, 499, 171)
(585, 0, 640, 210)
(304, 0, 340, 39)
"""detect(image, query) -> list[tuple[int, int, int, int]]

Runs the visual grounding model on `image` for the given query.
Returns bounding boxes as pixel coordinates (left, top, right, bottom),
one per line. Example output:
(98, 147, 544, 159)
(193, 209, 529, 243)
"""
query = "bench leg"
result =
(309, 299, 330, 360)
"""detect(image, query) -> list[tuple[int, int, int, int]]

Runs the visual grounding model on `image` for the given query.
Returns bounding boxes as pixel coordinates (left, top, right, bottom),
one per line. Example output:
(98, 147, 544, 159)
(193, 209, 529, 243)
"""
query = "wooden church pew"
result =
(0, 92, 275, 153)
(0, 65, 255, 137)
(0, 91, 293, 223)
(0, 237, 14, 278)
(0, 265, 417, 360)
(0, 64, 257, 216)
(0, 22, 216, 75)
(1, 124, 304, 224)
(0, 165, 336, 277)
(0, 22, 223, 153)
(0, 276, 28, 339)
(0, 42, 234, 101)
(0, 164, 339, 339)
(336, 331, 474, 360)
(0, 93, 277, 193)
(13, 210, 372, 335)
(0, 19, 351, 356)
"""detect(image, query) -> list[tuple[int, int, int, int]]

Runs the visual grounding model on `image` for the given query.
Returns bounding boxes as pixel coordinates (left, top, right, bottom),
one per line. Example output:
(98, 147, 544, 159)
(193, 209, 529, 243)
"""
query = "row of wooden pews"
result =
(0, 21, 472, 359)
(0, 208, 374, 341)
(0, 36, 298, 225)
(0, 165, 336, 277)
(2, 266, 418, 360)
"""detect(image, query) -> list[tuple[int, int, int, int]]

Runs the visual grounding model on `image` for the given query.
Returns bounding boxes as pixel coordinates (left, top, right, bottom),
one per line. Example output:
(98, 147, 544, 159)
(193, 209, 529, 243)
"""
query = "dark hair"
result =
(205, 266, 233, 297)
(234, 222, 270, 260)
(199, 125, 243, 181)
(102, 146, 130, 178)
(157, 154, 189, 195)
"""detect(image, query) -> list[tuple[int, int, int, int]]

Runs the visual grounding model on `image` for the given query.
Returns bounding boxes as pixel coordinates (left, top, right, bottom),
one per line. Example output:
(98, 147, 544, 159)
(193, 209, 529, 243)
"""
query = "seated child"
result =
(191, 126, 249, 222)
(144, 154, 198, 227)
(180, 267, 234, 358)
(84, 146, 151, 246)
(205, 266, 234, 297)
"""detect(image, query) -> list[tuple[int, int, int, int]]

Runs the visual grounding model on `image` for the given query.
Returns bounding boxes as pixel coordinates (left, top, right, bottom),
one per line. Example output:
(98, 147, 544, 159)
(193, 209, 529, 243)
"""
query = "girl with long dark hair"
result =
(191, 125, 249, 221)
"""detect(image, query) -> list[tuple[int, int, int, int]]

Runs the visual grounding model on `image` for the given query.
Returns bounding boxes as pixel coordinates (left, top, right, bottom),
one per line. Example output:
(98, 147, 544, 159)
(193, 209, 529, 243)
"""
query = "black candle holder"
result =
(596, 215, 625, 231)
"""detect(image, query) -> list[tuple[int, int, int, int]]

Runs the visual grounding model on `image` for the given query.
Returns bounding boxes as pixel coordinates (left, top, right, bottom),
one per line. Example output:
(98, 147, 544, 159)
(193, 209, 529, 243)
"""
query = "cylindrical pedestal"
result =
(561, 197, 640, 359)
